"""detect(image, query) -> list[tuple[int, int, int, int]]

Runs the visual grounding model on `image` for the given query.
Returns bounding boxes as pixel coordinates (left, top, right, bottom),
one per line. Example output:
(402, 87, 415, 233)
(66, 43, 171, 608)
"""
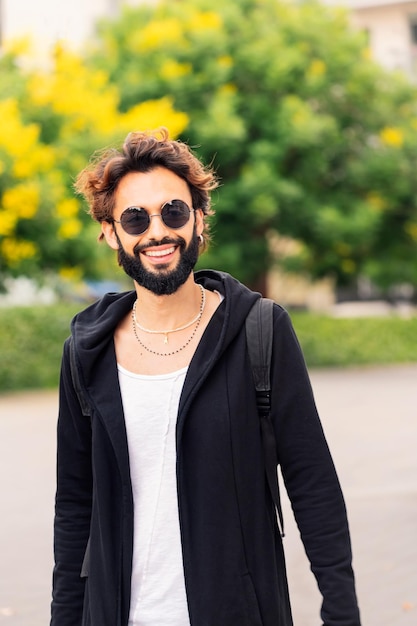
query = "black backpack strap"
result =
(246, 298, 284, 538)
(68, 336, 92, 418)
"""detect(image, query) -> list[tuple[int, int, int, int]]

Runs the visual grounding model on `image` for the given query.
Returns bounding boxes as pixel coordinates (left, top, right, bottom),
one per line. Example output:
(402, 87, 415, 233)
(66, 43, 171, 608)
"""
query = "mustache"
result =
(133, 236, 186, 256)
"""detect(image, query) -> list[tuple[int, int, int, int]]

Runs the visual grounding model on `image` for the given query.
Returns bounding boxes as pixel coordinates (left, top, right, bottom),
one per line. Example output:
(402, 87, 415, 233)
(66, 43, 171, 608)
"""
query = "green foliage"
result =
(0, 39, 188, 289)
(291, 311, 417, 367)
(0, 303, 415, 393)
(2, 0, 417, 294)
(0, 303, 79, 391)
(87, 0, 417, 291)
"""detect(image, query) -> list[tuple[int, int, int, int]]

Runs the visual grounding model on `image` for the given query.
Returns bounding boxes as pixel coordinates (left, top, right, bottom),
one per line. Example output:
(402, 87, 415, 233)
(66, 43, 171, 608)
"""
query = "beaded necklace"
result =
(132, 284, 206, 357)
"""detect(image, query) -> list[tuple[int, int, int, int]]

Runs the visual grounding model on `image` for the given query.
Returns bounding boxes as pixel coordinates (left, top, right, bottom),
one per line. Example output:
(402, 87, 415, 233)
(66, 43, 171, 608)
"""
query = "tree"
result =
(87, 0, 417, 294)
(0, 38, 188, 289)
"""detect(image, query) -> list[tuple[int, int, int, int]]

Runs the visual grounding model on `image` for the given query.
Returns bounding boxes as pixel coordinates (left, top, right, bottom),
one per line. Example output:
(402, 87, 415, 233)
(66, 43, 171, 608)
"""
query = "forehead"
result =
(114, 167, 191, 209)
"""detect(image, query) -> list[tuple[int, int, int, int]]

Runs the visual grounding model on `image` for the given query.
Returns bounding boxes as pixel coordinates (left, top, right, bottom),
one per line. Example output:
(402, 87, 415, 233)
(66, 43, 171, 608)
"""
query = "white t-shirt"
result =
(118, 364, 190, 626)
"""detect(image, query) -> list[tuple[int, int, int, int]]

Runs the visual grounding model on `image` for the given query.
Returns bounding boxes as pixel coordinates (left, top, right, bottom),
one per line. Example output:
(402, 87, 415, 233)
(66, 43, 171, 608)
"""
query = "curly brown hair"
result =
(75, 128, 218, 247)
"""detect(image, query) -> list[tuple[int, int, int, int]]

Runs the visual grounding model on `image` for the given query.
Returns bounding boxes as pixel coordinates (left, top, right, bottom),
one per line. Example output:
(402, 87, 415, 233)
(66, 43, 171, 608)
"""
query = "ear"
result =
(101, 220, 120, 251)
(195, 209, 205, 238)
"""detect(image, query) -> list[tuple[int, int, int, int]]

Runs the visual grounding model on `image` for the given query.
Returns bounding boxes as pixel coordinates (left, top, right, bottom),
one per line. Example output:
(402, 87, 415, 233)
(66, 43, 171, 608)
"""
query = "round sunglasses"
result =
(111, 199, 195, 236)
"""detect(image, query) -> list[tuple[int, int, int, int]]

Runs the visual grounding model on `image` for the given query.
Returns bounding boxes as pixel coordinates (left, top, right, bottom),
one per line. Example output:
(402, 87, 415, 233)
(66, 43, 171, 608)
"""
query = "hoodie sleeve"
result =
(51, 337, 93, 626)
(271, 308, 361, 626)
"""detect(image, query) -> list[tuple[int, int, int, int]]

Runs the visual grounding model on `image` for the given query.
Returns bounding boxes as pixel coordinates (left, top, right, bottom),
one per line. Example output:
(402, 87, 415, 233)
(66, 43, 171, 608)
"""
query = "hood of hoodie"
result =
(70, 270, 260, 395)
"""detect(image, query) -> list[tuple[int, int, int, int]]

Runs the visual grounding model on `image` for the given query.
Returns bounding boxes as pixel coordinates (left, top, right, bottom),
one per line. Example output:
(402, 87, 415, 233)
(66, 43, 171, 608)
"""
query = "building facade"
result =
(1, 0, 129, 50)
(324, 0, 417, 78)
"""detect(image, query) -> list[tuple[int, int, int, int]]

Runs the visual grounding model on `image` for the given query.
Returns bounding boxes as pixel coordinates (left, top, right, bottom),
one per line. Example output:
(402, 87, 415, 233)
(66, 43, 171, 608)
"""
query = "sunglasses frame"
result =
(111, 199, 195, 236)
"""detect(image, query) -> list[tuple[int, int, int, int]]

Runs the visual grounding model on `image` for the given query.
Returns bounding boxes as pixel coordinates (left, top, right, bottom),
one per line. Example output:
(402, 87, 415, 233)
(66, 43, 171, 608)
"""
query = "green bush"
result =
(0, 303, 416, 393)
(291, 311, 417, 367)
(0, 302, 80, 392)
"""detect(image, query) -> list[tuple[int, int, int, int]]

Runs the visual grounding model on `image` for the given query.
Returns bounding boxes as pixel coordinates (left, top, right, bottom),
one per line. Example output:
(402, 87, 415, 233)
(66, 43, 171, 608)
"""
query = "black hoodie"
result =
(51, 270, 361, 626)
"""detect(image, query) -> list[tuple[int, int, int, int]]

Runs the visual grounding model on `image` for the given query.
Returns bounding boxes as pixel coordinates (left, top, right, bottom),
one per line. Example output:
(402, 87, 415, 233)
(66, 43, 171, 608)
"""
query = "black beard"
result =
(116, 230, 200, 296)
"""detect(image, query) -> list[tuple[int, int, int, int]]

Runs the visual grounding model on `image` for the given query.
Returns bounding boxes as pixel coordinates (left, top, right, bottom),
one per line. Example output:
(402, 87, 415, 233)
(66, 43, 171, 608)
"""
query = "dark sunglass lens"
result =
(162, 200, 190, 229)
(120, 208, 149, 234)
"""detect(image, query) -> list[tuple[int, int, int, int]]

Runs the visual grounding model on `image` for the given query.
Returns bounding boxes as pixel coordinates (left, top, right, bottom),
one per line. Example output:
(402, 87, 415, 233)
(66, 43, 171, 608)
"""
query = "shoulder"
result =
(71, 290, 136, 329)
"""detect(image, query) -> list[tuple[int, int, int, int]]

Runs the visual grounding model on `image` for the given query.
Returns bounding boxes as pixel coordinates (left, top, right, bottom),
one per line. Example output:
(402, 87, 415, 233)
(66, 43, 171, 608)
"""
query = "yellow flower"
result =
(0, 99, 54, 178)
(0, 99, 40, 158)
(13, 159, 37, 179)
(366, 192, 386, 213)
(379, 127, 404, 148)
(2, 182, 40, 219)
(119, 97, 188, 138)
(219, 83, 237, 96)
(286, 96, 309, 126)
(187, 11, 222, 32)
(26, 74, 50, 106)
(56, 198, 79, 219)
(218, 56, 233, 69)
(27, 47, 120, 136)
(160, 60, 192, 80)
(361, 47, 372, 61)
(136, 19, 184, 51)
(308, 59, 326, 79)
(0, 211, 18, 237)
(58, 219, 83, 239)
(2, 35, 32, 57)
(24, 40, 190, 143)
(13, 144, 55, 178)
(1, 238, 37, 265)
(59, 266, 83, 282)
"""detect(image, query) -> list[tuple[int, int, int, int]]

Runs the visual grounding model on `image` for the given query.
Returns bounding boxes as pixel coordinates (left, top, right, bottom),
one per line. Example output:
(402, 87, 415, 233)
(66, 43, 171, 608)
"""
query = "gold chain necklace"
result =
(132, 284, 206, 357)
(133, 284, 205, 344)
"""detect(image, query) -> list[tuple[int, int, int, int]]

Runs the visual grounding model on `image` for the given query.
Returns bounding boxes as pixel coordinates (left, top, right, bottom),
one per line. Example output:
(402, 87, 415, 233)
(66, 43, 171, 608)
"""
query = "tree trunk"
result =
(249, 272, 268, 297)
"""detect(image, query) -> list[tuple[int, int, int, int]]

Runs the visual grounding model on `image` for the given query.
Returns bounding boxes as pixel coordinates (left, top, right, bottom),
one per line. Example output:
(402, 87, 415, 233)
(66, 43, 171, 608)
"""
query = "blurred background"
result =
(1, 0, 417, 389)
(2, 0, 417, 306)
(0, 0, 416, 624)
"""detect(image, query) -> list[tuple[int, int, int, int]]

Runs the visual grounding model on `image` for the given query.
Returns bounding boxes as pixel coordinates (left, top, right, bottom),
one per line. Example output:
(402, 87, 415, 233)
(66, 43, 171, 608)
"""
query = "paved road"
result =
(0, 364, 416, 625)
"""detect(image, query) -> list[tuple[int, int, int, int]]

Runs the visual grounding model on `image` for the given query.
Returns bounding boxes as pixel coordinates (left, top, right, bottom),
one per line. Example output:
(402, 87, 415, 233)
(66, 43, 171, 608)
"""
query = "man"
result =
(51, 128, 361, 625)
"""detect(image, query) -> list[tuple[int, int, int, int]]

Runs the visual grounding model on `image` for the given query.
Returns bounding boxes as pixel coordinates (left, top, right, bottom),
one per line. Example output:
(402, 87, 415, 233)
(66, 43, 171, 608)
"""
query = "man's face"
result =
(101, 167, 204, 296)
(115, 227, 200, 296)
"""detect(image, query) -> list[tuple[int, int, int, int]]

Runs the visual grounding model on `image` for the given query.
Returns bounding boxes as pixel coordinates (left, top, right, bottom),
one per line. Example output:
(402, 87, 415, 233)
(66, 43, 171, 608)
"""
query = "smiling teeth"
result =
(145, 246, 175, 258)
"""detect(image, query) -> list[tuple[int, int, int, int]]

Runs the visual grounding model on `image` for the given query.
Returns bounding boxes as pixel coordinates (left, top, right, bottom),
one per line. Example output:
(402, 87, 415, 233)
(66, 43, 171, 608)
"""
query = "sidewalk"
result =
(0, 364, 416, 625)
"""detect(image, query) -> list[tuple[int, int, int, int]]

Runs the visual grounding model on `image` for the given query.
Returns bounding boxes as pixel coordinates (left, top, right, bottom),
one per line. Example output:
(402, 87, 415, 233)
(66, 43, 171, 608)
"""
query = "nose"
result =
(145, 212, 170, 238)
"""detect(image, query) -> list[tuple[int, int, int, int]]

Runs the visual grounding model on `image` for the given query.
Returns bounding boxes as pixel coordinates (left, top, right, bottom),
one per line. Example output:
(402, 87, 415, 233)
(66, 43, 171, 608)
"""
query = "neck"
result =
(133, 274, 201, 329)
